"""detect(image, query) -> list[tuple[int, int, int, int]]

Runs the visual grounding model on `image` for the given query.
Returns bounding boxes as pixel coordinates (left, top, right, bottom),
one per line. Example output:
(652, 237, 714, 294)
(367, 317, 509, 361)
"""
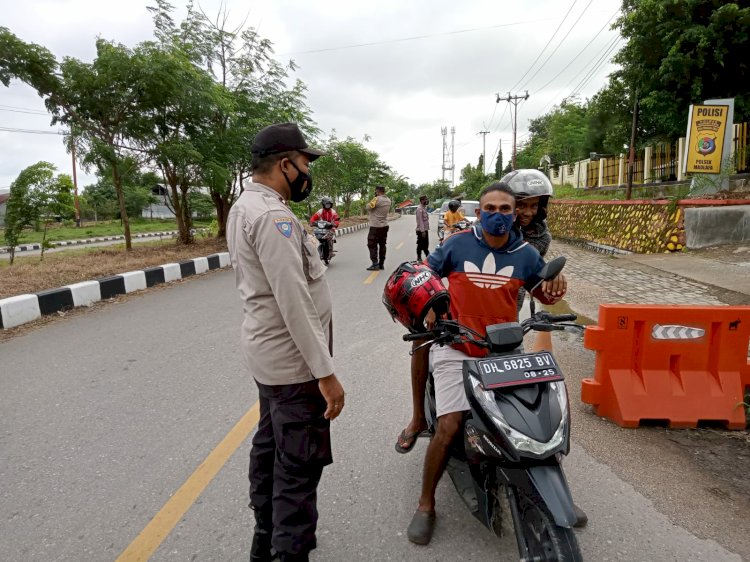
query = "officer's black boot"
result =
(250, 509, 276, 562)
(278, 552, 309, 562)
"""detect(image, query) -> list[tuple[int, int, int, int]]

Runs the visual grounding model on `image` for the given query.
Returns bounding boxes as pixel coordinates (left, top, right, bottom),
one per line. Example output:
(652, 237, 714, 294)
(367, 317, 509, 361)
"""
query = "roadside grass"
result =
(554, 183, 692, 201)
(0, 215, 371, 300)
(0, 218, 214, 245)
(0, 237, 228, 300)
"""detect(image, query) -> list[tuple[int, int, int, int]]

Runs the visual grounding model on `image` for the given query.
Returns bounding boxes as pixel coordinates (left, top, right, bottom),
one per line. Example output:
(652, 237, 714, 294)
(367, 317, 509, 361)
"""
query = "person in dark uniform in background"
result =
(227, 122, 346, 562)
(415, 195, 431, 261)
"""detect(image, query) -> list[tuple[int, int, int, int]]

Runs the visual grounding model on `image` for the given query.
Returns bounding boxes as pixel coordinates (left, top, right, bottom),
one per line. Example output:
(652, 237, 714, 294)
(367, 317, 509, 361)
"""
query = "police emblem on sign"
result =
(274, 218, 293, 238)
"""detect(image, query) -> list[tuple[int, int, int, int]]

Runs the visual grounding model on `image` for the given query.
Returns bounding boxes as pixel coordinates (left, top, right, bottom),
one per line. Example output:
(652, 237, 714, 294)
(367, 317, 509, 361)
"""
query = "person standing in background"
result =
(415, 195, 430, 261)
(365, 185, 392, 270)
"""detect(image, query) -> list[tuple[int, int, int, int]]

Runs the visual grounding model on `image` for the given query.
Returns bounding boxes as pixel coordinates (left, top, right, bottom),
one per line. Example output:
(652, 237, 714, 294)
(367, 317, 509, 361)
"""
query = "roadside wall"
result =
(547, 199, 750, 253)
(684, 205, 750, 248)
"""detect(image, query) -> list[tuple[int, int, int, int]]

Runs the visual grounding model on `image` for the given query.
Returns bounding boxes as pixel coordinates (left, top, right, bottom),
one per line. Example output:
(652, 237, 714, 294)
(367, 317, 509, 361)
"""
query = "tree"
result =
(3, 162, 73, 263)
(494, 145, 503, 179)
(310, 136, 386, 217)
(146, 0, 316, 238)
(456, 155, 493, 200)
(614, 0, 750, 140)
(0, 28, 159, 250)
(586, 77, 634, 154)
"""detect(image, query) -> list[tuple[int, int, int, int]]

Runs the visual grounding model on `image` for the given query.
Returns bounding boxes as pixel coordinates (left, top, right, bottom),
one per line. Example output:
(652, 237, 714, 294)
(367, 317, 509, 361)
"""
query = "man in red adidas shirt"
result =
(405, 181, 567, 545)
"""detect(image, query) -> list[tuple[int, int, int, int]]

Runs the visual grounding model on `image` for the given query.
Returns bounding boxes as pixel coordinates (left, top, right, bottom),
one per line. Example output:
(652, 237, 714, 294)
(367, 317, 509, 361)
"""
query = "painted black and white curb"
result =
(0, 230, 186, 255)
(0, 253, 231, 330)
(0, 220, 385, 330)
(331, 223, 369, 236)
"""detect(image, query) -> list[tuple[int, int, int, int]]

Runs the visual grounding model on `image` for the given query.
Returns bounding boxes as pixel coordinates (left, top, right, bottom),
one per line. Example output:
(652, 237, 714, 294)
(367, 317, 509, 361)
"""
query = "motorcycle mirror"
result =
(537, 256, 566, 281)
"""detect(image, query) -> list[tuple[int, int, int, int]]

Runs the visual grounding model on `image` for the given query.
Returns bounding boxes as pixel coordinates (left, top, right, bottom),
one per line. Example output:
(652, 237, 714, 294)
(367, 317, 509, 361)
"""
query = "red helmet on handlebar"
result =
(382, 262, 450, 333)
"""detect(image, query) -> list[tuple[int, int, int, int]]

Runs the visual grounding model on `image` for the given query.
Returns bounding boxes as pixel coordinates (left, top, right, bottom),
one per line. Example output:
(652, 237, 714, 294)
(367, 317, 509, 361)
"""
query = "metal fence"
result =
(602, 157, 619, 186)
(650, 142, 678, 181)
(587, 160, 599, 187)
(735, 122, 749, 174)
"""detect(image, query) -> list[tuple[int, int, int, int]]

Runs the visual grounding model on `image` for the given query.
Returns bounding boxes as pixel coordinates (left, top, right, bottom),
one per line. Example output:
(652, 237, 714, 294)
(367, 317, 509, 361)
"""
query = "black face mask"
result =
(282, 159, 313, 202)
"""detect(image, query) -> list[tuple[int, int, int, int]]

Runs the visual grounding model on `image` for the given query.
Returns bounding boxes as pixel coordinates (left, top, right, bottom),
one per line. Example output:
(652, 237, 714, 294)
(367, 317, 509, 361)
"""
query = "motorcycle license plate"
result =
(477, 352, 563, 389)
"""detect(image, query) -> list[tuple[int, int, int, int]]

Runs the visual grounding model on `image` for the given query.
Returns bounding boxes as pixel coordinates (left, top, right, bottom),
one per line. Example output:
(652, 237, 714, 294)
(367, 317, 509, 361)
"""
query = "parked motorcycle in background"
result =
(313, 220, 336, 265)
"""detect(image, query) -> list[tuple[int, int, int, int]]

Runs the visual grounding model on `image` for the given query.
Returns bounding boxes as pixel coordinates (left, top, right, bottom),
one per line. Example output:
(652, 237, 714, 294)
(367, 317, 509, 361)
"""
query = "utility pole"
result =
(625, 89, 639, 200)
(70, 138, 81, 227)
(477, 130, 490, 174)
(496, 90, 529, 170)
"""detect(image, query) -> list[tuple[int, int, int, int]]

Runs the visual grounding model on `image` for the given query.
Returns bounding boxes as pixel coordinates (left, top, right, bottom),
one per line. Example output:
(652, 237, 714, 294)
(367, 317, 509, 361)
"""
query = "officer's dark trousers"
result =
(416, 230, 430, 260)
(367, 225, 389, 265)
(249, 379, 332, 556)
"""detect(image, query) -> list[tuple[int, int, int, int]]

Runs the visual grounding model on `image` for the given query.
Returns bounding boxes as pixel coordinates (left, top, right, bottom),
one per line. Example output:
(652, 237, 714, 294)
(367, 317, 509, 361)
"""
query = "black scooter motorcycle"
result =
(313, 220, 336, 265)
(403, 257, 584, 561)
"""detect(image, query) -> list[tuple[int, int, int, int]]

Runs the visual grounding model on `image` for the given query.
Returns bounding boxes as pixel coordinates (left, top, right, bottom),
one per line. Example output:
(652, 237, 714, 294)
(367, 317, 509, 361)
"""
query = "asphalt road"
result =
(0, 217, 743, 561)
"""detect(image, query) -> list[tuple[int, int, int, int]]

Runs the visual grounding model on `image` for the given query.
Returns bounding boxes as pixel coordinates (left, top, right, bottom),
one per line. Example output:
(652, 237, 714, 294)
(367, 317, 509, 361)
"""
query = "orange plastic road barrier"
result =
(582, 305, 750, 429)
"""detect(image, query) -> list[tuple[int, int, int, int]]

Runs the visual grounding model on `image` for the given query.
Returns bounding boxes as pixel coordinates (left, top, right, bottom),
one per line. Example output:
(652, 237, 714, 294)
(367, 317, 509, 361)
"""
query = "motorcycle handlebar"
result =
(546, 313, 577, 322)
(403, 332, 432, 341)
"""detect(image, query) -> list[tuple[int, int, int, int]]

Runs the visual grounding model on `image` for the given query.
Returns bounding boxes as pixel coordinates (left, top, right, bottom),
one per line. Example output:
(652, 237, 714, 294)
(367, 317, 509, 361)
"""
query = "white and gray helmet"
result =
(500, 169, 554, 199)
(500, 169, 553, 223)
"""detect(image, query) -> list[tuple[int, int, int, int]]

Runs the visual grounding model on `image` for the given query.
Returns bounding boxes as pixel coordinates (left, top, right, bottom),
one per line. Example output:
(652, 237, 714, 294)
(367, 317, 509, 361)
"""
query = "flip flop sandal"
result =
(395, 428, 428, 454)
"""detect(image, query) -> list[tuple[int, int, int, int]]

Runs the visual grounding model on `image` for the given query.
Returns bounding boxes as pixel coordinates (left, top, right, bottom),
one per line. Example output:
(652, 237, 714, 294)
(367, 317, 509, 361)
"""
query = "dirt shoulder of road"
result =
(0, 216, 371, 301)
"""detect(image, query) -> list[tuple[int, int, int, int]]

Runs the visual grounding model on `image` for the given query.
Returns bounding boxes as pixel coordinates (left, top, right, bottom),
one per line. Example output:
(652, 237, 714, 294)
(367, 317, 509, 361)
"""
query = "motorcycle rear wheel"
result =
(514, 489, 582, 562)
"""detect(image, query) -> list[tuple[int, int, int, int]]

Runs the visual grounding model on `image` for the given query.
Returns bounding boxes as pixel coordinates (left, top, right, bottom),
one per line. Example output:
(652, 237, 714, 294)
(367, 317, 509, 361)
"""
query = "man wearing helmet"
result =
(442, 199, 465, 236)
(310, 196, 341, 229)
(502, 169, 554, 350)
(392, 181, 568, 546)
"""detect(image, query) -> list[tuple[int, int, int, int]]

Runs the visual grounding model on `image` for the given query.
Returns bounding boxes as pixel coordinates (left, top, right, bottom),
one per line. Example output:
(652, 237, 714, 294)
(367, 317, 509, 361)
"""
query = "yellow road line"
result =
(396, 241, 404, 250)
(116, 401, 261, 562)
(363, 271, 380, 284)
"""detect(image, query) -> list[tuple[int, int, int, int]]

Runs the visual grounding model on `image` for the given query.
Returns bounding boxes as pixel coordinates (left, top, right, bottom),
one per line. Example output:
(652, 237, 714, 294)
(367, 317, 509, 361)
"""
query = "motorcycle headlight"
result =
(468, 375, 568, 456)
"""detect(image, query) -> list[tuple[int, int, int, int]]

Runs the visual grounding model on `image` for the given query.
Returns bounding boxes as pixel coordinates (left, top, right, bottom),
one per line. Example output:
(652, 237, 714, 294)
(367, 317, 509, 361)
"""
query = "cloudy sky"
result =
(0, 0, 623, 193)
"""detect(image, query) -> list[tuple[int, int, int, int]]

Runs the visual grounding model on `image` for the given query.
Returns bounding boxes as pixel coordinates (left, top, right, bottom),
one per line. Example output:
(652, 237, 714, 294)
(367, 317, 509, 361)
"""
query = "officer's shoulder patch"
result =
(273, 217, 294, 238)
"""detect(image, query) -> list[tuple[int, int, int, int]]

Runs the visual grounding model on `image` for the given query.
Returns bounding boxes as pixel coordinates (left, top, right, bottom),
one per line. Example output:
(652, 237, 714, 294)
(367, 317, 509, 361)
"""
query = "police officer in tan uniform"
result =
(227, 122, 345, 562)
(365, 185, 392, 270)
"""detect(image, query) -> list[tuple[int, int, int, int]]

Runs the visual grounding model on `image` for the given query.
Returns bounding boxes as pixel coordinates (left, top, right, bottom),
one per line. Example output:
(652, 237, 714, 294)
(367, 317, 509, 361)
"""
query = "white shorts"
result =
(431, 345, 471, 417)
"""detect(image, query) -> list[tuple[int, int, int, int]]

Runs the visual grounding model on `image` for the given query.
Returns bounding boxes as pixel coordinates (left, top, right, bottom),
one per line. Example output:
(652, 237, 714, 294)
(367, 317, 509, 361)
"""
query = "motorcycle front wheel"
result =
(513, 489, 582, 562)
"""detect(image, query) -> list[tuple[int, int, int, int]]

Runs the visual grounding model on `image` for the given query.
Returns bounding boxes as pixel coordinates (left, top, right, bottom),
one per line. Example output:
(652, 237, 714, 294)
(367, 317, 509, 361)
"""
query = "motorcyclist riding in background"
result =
(442, 199, 466, 235)
(310, 196, 341, 228)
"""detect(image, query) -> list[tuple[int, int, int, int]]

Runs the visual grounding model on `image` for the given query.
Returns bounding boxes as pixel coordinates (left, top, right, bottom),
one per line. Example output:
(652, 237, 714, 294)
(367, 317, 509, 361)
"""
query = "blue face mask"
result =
(480, 210, 514, 236)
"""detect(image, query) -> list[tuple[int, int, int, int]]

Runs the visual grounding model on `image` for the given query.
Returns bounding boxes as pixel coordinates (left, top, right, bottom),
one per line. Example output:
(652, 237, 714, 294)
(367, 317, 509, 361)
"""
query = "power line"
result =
(0, 126, 66, 135)
(491, 103, 509, 133)
(520, 0, 595, 91)
(509, 0, 579, 93)
(0, 103, 49, 115)
(532, 8, 620, 95)
(570, 36, 622, 97)
(533, 33, 621, 117)
(280, 16, 562, 55)
(0, 107, 50, 116)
